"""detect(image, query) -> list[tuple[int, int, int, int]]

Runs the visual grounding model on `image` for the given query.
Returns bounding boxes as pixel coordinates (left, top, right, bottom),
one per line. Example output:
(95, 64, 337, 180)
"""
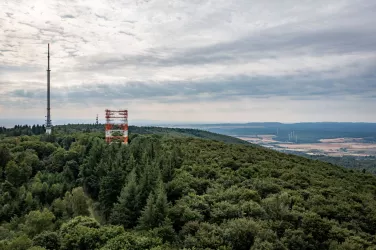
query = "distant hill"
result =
(128, 126, 250, 145)
(0, 123, 250, 146)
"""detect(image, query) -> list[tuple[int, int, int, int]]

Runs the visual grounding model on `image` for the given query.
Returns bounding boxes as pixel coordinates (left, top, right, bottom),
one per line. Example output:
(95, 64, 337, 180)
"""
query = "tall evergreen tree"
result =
(110, 169, 139, 228)
(160, 153, 174, 183)
(138, 178, 169, 229)
(99, 169, 125, 220)
(136, 162, 160, 210)
(79, 138, 104, 199)
(0, 146, 11, 180)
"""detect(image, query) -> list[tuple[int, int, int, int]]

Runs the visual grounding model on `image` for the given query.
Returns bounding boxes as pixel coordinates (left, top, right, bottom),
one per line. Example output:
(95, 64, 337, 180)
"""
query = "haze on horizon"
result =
(1, 0, 376, 125)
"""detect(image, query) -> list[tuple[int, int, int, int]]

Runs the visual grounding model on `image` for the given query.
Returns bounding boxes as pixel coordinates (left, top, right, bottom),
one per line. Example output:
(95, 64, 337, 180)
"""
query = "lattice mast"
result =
(105, 109, 128, 144)
(46, 43, 52, 134)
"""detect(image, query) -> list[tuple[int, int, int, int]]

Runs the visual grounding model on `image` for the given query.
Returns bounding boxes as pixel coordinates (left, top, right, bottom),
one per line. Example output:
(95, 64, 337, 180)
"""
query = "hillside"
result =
(1, 128, 376, 249)
(0, 124, 250, 145)
(285, 151, 376, 174)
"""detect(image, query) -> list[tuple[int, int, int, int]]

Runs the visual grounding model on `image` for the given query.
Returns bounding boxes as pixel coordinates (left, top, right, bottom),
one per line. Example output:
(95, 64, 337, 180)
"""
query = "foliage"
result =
(1, 124, 376, 249)
(33, 231, 60, 250)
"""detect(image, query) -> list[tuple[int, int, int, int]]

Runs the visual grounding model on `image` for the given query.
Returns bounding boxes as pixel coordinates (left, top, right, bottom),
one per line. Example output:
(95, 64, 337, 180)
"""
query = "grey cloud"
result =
(0, 65, 41, 74)
(95, 14, 109, 21)
(1, 0, 376, 115)
(119, 31, 136, 37)
(4, 72, 376, 107)
(73, 1, 376, 72)
(77, 25, 376, 73)
(61, 14, 75, 19)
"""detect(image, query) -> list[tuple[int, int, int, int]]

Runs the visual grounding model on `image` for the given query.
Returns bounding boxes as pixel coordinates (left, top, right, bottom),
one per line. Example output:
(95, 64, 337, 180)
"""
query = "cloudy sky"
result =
(1, 0, 376, 124)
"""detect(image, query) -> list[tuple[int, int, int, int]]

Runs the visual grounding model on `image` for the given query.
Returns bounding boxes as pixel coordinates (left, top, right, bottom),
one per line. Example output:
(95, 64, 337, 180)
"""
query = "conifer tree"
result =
(110, 169, 139, 228)
(80, 138, 104, 199)
(136, 162, 160, 210)
(154, 179, 169, 226)
(160, 153, 174, 183)
(128, 154, 137, 173)
(99, 169, 125, 220)
(138, 192, 156, 229)
(0, 146, 11, 180)
(138, 178, 169, 229)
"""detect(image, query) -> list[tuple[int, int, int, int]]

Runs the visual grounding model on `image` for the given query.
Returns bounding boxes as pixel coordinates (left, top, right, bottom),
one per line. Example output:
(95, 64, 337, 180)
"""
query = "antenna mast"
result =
(46, 43, 52, 134)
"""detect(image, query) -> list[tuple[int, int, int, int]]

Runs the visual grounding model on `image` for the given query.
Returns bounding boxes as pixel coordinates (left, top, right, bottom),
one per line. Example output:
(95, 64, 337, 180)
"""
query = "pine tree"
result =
(0, 146, 11, 180)
(80, 138, 104, 199)
(160, 153, 174, 183)
(154, 179, 169, 226)
(136, 162, 160, 210)
(128, 154, 137, 173)
(171, 146, 183, 169)
(109, 169, 139, 228)
(138, 178, 168, 229)
(138, 192, 156, 229)
(99, 169, 125, 220)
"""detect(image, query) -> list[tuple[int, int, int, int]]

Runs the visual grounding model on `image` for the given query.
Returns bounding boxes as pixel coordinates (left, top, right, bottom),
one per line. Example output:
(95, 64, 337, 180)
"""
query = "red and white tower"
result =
(105, 109, 128, 144)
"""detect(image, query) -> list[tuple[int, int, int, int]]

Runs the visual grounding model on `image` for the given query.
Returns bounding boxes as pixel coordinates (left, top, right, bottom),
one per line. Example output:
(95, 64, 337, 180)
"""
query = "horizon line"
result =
(2, 119, 376, 129)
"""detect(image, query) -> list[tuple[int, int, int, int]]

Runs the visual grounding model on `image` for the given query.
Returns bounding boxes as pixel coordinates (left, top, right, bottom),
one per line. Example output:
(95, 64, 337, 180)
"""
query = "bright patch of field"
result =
(319, 138, 364, 143)
(237, 135, 278, 143)
(237, 135, 376, 157)
(278, 142, 376, 156)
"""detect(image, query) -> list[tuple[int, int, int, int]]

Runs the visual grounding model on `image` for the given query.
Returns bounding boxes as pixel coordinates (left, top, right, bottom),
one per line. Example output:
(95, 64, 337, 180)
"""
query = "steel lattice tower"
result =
(105, 109, 128, 144)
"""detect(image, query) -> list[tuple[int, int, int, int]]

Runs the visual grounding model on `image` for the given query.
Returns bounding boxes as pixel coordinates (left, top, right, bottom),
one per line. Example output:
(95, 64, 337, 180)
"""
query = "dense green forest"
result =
(1, 125, 376, 249)
(308, 155, 376, 174)
(288, 151, 376, 174)
(0, 124, 249, 146)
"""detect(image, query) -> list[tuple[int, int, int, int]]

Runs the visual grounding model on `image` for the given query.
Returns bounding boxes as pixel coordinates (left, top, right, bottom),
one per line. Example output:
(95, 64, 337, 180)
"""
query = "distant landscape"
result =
(2, 122, 376, 174)
(164, 122, 376, 174)
(168, 122, 376, 157)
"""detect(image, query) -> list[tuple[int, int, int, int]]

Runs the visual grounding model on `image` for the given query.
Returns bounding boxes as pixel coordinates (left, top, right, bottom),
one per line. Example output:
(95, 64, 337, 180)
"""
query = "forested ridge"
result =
(1, 127, 376, 249)
(0, 124, 249, 145)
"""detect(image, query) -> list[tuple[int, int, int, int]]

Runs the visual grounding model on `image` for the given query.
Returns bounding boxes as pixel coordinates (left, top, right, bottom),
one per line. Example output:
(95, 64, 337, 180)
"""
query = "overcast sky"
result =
(1, 0, 376, 124)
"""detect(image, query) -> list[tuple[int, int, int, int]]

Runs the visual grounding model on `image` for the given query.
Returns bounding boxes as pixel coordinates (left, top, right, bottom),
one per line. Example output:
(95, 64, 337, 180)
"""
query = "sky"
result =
(1, 0, 376, 125)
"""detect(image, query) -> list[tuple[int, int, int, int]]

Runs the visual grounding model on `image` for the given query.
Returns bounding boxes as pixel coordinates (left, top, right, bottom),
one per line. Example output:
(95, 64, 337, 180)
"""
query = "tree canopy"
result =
(0, 124, 376, 249)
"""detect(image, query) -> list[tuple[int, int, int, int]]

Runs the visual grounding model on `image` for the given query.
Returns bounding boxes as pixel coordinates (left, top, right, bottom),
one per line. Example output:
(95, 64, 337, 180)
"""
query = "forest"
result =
(1, 124, 376, 249)
(290, 152, 376, 174)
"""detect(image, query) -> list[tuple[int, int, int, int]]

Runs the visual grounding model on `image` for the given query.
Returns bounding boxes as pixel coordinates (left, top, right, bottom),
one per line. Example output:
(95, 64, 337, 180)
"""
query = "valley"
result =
(237, 135, 376, 157)
(169, 122, 376, 157)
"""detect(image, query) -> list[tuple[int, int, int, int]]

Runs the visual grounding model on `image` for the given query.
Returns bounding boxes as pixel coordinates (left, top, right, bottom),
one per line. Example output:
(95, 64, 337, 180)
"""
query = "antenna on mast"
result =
(46, 43, 52, 134)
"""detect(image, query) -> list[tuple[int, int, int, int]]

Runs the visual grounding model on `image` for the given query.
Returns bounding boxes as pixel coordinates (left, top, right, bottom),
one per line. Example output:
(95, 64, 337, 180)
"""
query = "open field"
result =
(278, 141, 376, 156)
(236, 135, 279, 143)
(319, 138, 364, 143)
(237, 136, 376, 157)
